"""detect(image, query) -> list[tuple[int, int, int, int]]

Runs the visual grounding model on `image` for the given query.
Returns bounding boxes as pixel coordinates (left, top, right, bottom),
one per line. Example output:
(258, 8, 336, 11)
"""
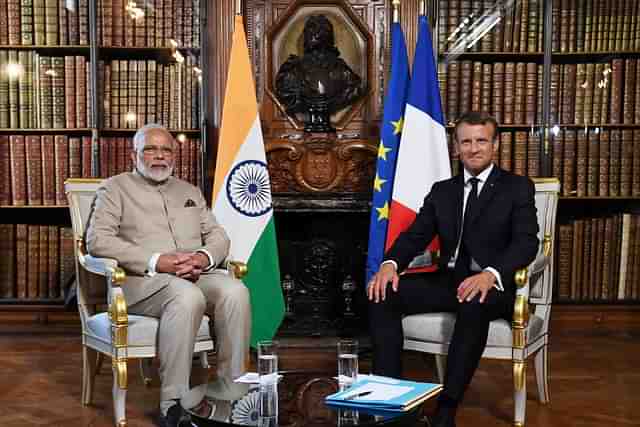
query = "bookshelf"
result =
(0, 0, 207, 313)
(435, 0, 640, 306)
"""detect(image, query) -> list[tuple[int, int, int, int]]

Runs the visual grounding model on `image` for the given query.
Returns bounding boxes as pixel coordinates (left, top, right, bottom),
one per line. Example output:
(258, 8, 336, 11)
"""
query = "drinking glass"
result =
(257, 340, 278, 427)
(337, 339, 358, 390)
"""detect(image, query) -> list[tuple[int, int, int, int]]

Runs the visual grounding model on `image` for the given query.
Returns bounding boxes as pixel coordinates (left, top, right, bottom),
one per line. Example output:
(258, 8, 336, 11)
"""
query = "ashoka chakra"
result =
(226, 160, 272, 217)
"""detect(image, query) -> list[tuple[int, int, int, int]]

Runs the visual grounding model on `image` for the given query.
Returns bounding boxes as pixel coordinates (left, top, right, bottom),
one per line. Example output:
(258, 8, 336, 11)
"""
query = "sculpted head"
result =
(131, 124, 176, 183)
(453, 112, 499, 176)
(303, 15, 335, 52)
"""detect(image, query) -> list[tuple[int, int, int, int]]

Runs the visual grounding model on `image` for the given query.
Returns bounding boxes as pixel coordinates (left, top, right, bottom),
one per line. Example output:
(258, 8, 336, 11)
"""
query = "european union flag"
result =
(366, 22, 410, 283)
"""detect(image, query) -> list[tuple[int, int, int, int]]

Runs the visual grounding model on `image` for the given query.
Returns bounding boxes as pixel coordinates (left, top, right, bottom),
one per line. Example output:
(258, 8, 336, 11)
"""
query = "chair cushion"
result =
(402, 312, 545, 348)
(86, 313, 212, 347)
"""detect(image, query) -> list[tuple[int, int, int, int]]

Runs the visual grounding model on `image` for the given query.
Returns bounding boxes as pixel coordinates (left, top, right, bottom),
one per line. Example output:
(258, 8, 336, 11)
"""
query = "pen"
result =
(344, 391, 373, 400)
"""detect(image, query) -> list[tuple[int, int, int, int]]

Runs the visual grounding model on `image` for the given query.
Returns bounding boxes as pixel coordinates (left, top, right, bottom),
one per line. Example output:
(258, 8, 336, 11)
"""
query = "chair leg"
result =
(200, 351, 210, 369)
(139, 359, 153, 387)
(513, 360, 526, 427)
(112, 359, 128, 427)
(96, 352, 104, 375)
(534, 345, 550, 404)
(434, 355, 446, 384)
(82, 346, 98, 405)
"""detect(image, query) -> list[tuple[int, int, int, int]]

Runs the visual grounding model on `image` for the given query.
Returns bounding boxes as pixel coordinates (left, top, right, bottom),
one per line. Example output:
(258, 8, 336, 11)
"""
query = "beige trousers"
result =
(129, 271, 251, 402)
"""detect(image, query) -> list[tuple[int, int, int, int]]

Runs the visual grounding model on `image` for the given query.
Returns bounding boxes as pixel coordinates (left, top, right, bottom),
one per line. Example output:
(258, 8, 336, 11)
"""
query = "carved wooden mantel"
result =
(267, 133, 377, 194)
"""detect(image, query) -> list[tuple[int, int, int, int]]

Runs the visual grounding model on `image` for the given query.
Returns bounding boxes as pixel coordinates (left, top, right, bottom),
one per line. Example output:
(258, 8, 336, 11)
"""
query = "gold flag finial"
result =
(392, 0, 400, 23)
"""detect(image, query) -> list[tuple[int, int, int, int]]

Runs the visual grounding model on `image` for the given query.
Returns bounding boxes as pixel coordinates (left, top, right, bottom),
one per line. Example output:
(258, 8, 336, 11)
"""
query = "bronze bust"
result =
(275, 14, 366, 132)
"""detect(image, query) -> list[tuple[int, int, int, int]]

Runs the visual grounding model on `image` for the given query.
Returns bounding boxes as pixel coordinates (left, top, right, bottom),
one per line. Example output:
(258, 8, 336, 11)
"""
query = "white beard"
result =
(136, 156, 174, 182)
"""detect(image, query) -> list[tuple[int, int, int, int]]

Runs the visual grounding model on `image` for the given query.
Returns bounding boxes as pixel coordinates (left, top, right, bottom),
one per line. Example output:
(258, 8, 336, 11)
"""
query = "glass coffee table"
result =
(191, 370, 426, 426)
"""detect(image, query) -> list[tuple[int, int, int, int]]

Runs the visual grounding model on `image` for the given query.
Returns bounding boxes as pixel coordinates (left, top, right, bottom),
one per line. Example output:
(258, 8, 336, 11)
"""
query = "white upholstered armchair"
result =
(402, 178, 560, 427)
(65, 178, 247, 427)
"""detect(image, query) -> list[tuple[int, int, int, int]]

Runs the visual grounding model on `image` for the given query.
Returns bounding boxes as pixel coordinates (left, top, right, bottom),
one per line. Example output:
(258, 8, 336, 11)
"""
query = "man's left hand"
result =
(456, 271, 496, 303)
(175, 252, 209, 282)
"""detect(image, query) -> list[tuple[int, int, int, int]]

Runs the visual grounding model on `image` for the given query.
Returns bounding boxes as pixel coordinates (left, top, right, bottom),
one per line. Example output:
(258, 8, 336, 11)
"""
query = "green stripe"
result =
(244, 219, 284, 347)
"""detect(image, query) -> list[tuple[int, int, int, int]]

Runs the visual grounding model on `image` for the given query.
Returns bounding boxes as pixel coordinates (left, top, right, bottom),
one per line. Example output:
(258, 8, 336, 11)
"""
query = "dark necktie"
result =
(455, 177, 479, 280)
(463, 177, 480, 238)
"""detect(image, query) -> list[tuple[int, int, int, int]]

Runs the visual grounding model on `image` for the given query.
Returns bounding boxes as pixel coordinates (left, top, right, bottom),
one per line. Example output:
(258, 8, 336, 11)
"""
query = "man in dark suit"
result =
(367, 112, 539, 427)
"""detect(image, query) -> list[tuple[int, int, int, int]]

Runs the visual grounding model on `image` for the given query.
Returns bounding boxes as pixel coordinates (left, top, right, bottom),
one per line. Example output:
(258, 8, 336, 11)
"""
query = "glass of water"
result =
(257, 340, 278, 427)
(337, 339, 358, 390)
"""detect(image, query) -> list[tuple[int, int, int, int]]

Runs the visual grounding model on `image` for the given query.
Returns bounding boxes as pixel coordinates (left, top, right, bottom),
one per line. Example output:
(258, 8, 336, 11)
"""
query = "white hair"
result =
(132, 123, 173, 153)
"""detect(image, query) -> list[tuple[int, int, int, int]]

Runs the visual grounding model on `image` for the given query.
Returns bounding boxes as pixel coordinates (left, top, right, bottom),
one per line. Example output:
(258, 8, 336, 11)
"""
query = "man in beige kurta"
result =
(86, 124, 250, 425)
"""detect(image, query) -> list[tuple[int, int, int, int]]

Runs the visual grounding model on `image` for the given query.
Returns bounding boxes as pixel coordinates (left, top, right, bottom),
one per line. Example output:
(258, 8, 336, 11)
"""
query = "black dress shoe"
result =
(428, 411, 456, 427)
(158, 402, 194, 427)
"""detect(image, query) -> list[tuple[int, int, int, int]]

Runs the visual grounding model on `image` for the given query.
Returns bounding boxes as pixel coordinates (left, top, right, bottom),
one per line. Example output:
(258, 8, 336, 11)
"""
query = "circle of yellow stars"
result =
(373, 116, 404, 221)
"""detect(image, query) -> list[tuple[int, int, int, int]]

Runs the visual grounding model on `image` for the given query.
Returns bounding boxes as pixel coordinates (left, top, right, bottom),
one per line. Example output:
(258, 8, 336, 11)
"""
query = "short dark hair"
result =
(453, 112, 499, 142)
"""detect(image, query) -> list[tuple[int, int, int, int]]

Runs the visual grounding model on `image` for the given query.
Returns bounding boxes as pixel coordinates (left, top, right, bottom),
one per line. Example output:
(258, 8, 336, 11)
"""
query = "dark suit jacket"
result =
(385, 165, 539, 292)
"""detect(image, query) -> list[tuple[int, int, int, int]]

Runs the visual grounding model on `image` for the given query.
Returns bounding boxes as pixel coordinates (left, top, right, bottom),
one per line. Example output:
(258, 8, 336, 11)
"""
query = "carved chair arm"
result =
(512, 266, 530, 349)
(224, 260, 248, 280)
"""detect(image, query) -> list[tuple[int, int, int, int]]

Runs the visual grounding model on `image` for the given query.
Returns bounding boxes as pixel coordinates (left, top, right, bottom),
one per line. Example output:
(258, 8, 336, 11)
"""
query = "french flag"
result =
(386, 14, 451, 271)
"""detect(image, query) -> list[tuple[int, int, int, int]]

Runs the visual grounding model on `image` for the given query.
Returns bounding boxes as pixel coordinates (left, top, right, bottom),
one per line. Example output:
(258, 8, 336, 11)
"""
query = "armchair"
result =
(65, 178, 246, 427)
(401, 178, 560, 427)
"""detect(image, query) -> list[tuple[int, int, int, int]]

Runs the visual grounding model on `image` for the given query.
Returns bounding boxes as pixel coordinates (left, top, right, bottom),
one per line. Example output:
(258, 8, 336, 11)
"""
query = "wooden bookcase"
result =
(435, 0, 640, 309)
(0, 0, 208, 319)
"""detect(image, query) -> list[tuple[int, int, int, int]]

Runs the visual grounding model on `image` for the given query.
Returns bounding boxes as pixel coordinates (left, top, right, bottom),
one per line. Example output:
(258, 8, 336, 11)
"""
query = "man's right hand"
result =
(367, 262, 400, 303)
(156, 252, 193, 275)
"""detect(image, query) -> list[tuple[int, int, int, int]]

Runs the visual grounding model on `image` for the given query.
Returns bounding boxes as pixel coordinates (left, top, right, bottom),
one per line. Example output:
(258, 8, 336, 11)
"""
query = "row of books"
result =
(98, 57, 201, 130)
(449, 130, 541, 178)
(0, 224, 74, 300)
(0, 51, 92, 129)
(556, 213, 640, 302)
(438, 61, 543, 125)
(438, 0, 544, 54)
(0, 0, 89, 46)
(552, 128, 640, 198)
(0, 135, 202, 206)
(98, 0, 201, 49)
(552, 0, 640, 53)
(550, 59, 640, 126)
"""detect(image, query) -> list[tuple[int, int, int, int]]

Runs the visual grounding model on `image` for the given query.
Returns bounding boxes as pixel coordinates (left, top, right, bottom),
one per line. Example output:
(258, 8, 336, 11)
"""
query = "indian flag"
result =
(212, 14, 284, 347)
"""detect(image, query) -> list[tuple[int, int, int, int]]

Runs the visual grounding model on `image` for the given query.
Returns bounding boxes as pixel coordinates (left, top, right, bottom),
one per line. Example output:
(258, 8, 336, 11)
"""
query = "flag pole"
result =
(236, 0, 242, 15)
(419, 0, 425, 16)
(392, 0, 400, 23)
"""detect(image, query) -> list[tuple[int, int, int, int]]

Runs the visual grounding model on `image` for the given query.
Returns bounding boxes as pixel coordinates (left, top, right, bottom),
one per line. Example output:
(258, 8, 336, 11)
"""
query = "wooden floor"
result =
(0, 326, 639, 427)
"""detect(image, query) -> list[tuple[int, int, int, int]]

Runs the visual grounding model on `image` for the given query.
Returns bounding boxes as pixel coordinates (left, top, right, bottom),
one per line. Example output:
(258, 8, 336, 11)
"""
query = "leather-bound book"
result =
(136, 60, 146, 128)
(58, 0, 67, 45)
(549, 64, 561, 124)
(47, 225, 58, 298)
(44, 0, 58, 45)
(559, 0, 569, 52)
(110, 60, 119, 128)
(127, 60, 137, 128)
(20, 0, 34, 45)
(608, 129, 621, 196)
(75, 55, 86, 128)
(38, 225, 48, 299)
(586, 129, 600, 196)
(567, 0, 576, 51)
(513, 62, 526, 124)
(25, 135, 43, 205)
(527, 130, 540, 177)
(9, 135, 27, 206)
(623, 59, 636, 124)
(633, 130, 640, 197)
(112, 0, 123, 46)
(116, 137, 126, 174)
(581, 219, 592, 300)
(635, 59, 640, 124)
(58, 227, 74, 299)
(78, 0, 88, 44)
(601, 216, 613, 300)
(583, 63, 595, 124)
(584, 0, 593, 51)
(499, 131, 512, 172)
(596, 0, 608, 52)
(597, 129, 610, 196)
(41, 134, 55, 205)
(7, 0, 21, 45)
(576, 0, 585, 51)
(162, 64, 169, 126)
(458, 61, 472, 117)
(146, 60, 156, 123)
(592, 63, 604, 124)
(68, 137, 81, 179)
(513, 131, 527, 176)
(15, 224, 27, 299)
(118, 60, 128, 128)
(503, 62, 515, 124)
(574, 63, 587, 124)
(561, 64, 577, 124)
(608, 0, 619, 52)
(98, 137, 108, 177)
(27, 225, 39, 298)
(564, 130, 577, 196)
(175, 0, 183, 47)
(100, 0, 112, 46)
(164, 0, 173, 46)
(511, 0, 522, 52)
(134, 1, 145, 47)
(156, 0, 165, 48)
(0, 224, 15, 298)
(557, 222, 573, 300)
(8, 51, 19, 128)
(81, 135, 91, 178)
(67, 0, 79, 45)
(0, 136, 10, 205)
(575, 129, 587, 197)
(53, 135, 68, 205)
(552, 133, 564, 191)
(525, 62, 537, 124)
(594, 218, 605, 300)
(64, 56, 76, 128)
(570, 219, 584, 299)
(0, 51, 9, 128)
(51, 55, 65, 129)
(610, 59, 624, 124)
(620, 129, 633, 196)
(108, 137, 117, 176)
(123, 2, 134, 46)
(0, 0, 8, 45)
(38, 56, 53, 128)
(33, 0, 45, 45)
